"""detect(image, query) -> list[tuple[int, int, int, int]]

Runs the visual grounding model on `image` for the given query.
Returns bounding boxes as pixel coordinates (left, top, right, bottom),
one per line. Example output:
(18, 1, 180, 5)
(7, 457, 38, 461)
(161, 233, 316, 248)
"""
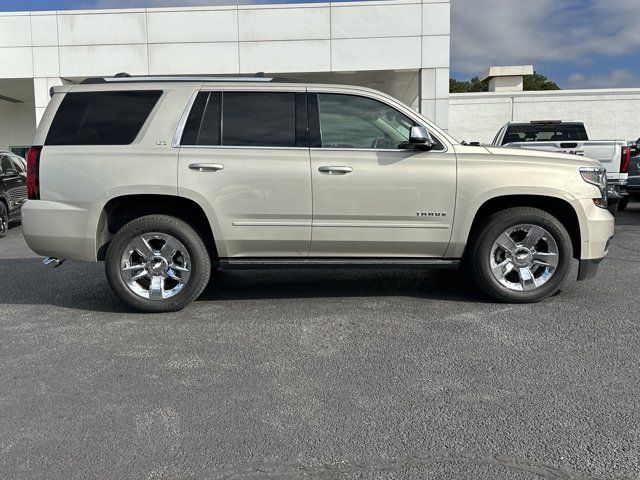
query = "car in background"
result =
(621, 138, 640, 210)
(0, 151, 27, 238)
(492, 121, 630, 215)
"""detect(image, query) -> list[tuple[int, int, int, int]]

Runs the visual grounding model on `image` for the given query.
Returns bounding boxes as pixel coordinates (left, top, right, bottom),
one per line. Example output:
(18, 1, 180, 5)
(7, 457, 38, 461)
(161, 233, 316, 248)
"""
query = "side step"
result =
(218, 258, 461, 270)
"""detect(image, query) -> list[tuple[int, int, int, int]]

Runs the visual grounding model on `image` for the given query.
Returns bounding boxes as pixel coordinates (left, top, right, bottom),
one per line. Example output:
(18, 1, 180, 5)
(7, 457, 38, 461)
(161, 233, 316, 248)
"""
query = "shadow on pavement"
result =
(199, 267, 488, 304)
(6, 204, 639, 312)
(0, 255, 489, 312)
(616, 201, 640, 226)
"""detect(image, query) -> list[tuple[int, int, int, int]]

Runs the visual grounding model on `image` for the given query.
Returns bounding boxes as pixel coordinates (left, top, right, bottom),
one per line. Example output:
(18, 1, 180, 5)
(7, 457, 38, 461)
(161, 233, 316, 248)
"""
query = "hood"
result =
(484, 145, 601, 169)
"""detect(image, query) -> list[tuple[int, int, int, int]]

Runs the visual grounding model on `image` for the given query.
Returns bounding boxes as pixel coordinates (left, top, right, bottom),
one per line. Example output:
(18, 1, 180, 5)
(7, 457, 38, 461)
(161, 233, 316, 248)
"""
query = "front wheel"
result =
(618, 197, 629, 211)
(468, 207, 573, 303)
(0, 202, 8, 238)
(105, 215, 211, 313)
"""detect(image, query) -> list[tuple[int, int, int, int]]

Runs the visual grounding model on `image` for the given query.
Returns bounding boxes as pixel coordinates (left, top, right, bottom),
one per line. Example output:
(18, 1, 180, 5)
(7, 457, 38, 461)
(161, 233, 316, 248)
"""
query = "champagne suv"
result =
(22, 76, 614, 312)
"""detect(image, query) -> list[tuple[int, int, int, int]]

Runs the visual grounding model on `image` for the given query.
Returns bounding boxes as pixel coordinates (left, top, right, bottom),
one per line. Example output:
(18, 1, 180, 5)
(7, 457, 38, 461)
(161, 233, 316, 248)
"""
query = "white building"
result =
(449, 66, 640, 144)
(0, 0, 451, 155)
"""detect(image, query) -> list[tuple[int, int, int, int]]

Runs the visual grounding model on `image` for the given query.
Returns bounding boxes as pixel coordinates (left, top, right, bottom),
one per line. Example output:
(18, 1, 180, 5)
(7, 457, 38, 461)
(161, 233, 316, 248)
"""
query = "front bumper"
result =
(577, 198, 615, 261)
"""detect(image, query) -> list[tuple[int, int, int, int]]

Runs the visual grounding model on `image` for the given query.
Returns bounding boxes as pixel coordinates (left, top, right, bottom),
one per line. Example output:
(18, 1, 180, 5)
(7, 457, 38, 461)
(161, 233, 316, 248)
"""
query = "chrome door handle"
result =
(318, 166, 353, 175)
(189, 163, 224, 172)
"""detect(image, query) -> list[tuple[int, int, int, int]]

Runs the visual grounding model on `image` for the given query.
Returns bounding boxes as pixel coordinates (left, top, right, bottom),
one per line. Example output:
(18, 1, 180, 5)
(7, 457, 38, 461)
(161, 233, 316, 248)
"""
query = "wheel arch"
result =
(96, 194, 218, 261)
(463, 195, 582, 261)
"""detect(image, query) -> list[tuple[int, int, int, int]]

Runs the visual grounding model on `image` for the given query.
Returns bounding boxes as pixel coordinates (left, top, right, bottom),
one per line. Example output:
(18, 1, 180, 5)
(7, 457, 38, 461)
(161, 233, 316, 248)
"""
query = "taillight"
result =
(27, 146, 42, 200)
(621, 146, 631, 174)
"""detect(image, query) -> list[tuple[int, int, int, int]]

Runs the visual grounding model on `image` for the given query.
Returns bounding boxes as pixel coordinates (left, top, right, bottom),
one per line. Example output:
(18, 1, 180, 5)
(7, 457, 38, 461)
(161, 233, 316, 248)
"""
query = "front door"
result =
(178, 89, 312, 258)
(309, 92, 456, 257)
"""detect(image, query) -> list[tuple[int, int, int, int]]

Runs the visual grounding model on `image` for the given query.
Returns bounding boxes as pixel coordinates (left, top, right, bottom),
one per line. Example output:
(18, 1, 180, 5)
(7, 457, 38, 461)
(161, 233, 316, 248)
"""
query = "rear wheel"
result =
(469, 207, 573, 303)
(105, 215, 211, 312)
(0, 202, 8, 238)
(618, 197, 629, 211)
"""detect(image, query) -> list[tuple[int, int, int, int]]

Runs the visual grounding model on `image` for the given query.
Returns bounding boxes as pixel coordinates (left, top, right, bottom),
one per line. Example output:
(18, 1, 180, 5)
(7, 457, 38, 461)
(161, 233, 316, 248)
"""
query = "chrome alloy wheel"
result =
(489, 224, 560, 292)
(119, 232, 191, 300)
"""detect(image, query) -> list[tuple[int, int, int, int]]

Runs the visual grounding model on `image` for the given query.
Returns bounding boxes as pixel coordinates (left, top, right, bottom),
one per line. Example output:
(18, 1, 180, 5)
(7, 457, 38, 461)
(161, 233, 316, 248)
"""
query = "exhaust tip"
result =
(43, 257, 65, 268)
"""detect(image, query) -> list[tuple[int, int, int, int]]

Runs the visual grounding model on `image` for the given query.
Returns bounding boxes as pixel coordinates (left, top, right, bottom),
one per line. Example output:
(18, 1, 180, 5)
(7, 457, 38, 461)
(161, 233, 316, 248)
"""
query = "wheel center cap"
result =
(147, 256, 169, 275)
(513, 248, 533, 267)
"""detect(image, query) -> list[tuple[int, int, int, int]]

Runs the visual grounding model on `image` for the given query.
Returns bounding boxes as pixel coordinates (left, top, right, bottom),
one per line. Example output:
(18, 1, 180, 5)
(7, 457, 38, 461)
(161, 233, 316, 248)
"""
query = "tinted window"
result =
(0, 156, 12, 173)
(181, 92, 208, 146)
(46, 91, 162, 146)
(502, 123, 589, 145)
(317, 93, 433, 150)
(223, 92, 296, 147)
(181, 92, 222, 146)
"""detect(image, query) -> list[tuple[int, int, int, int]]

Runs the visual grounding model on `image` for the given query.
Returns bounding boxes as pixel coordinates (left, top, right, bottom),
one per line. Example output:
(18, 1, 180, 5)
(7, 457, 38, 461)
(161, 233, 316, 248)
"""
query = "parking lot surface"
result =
(1, 203, 639, 480)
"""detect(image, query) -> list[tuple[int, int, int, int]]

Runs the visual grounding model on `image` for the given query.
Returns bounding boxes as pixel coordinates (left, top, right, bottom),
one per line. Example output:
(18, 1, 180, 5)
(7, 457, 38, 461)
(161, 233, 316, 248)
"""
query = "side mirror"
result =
(409, 126, 435, 151)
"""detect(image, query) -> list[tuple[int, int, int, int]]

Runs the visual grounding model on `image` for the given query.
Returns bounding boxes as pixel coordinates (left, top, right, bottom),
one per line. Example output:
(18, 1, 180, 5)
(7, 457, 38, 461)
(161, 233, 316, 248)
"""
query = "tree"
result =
(523, 72, 560, 91)
(450, 71, 560, 92)
(449, 76, 488, 93)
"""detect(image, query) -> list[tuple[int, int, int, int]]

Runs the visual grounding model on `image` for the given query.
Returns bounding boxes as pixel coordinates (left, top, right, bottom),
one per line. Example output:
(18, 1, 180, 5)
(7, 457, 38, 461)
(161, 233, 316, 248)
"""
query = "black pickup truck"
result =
(0, 152, 27, 238)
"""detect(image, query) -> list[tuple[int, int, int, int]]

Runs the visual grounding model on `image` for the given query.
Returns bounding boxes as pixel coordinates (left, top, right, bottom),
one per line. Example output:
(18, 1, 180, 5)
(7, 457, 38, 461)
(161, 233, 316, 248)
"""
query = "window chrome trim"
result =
(172, 90, 199, 148)
(178, 145, 309, 151)
(310, 145, 448, 154)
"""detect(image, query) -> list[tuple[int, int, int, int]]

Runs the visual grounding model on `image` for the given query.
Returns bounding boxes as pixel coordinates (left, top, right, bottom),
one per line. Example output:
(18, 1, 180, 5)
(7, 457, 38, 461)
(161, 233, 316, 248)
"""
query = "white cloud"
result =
(565, 69, 640, 89)
(452, 0, 640, 76)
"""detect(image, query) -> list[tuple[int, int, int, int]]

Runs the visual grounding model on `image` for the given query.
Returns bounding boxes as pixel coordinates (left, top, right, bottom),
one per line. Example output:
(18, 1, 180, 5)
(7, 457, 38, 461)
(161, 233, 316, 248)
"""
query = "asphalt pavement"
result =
(1, 203, 639, 480)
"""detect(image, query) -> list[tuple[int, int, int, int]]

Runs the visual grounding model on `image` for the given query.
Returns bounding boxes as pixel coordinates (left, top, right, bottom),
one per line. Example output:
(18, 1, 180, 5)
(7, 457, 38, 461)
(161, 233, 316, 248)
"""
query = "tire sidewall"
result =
(105, 216, 210, 312)
(475, 211, 573, 303)
(0, 202, 8, 238)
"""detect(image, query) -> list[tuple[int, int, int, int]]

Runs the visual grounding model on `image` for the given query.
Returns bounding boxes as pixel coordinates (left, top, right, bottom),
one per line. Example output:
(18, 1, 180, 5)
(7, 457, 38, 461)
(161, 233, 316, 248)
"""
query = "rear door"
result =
(177, 87, 312, 258)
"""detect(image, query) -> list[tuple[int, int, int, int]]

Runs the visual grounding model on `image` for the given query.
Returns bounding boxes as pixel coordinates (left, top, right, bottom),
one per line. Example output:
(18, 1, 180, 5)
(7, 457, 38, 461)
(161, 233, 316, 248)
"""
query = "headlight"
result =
(579, 167, 608, 208)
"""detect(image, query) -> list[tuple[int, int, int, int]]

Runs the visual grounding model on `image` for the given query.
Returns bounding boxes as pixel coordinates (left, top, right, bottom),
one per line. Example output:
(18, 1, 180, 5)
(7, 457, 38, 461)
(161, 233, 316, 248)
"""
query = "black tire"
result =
(468, 207, 573, 303)
(0, 202, 8, 238)
(105, 215, 211, 313)
(618, 197, 630, 212)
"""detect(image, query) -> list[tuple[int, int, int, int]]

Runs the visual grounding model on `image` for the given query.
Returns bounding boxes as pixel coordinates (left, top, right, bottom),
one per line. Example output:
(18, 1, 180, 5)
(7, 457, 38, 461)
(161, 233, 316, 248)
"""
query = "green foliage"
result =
(450, 71, 560, 93)
(523, 72, 560, 91)
(449, 76, 488, 93)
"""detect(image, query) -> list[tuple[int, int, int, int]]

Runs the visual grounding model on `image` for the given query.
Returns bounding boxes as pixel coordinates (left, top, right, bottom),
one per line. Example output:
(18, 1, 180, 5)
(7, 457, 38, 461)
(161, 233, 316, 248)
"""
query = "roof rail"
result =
(80, 74, 276, 85)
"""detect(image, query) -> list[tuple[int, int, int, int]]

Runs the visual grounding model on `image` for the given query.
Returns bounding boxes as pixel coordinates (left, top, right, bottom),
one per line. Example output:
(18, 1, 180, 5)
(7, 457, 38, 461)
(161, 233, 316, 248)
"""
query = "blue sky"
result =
(3, 0, 640, 89)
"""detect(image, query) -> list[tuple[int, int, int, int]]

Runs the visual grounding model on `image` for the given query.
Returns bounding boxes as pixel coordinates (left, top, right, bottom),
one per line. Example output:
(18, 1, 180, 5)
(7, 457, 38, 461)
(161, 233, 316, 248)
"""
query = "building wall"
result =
(449, 89, 640, 144)
(0, 0, 451, 145)
(0, 102, 36, 153)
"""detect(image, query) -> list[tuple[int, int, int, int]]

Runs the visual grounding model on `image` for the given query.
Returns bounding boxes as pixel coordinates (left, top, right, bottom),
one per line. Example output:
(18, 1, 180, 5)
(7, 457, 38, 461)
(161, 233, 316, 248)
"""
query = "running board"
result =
(218, 258, 461, 270)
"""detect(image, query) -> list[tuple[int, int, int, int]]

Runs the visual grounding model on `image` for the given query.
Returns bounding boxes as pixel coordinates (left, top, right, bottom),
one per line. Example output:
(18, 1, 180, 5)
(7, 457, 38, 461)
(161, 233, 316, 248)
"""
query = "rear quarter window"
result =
(45, 91, 162, 146)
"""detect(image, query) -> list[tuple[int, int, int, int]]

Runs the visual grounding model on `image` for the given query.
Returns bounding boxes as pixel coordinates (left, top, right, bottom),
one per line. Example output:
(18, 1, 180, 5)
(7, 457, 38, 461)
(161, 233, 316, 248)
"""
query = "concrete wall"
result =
(0, 102, 36, 152)
(449, 89, 640, 144)
(0, 0, 451, 138)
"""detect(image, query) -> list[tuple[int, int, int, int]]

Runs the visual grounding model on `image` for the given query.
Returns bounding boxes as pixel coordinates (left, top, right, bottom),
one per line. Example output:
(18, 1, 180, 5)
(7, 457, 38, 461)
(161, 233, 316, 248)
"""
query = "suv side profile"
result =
(23, 76, 615, 312)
